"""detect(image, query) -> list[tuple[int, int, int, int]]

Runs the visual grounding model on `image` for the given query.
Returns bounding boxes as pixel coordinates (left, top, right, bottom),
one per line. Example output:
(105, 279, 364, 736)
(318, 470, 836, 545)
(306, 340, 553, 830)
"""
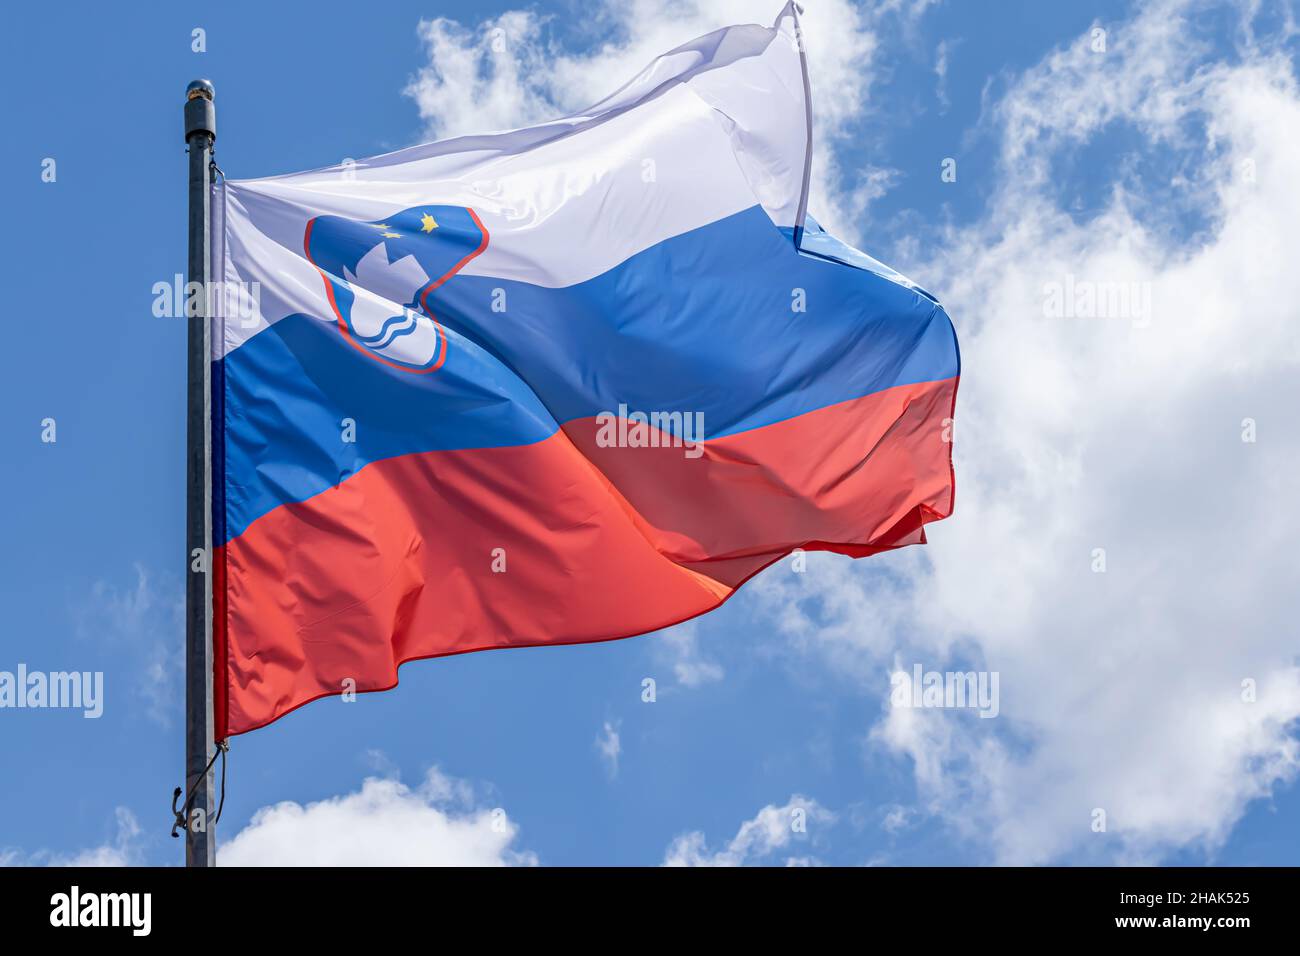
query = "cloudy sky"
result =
(1, 0, 1297, 866)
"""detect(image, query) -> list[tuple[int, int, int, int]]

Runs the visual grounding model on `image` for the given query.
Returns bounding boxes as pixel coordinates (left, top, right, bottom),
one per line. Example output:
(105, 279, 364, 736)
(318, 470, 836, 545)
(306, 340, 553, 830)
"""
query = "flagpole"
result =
(183, 78, 217, 867)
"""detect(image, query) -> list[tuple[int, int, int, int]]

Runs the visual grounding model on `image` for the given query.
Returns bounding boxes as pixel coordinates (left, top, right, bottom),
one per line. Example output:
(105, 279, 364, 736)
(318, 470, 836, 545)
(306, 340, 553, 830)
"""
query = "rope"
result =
(171, 740, 229, 838)
(214, 737, 228, 825)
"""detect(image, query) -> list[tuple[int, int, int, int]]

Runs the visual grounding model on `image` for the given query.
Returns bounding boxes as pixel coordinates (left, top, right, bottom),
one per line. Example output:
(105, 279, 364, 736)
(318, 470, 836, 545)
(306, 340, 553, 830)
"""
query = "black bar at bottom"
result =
(0, 865, 1289, 942)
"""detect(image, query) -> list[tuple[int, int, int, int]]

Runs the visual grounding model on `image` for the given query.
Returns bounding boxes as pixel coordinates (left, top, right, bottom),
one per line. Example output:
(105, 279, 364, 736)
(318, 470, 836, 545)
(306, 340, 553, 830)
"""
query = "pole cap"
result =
(184, 80, 216, 143)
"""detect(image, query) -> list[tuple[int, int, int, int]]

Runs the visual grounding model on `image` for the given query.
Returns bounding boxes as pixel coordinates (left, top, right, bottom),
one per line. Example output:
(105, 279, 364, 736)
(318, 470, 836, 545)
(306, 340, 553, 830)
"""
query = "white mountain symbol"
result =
(341, 241, 439, 369)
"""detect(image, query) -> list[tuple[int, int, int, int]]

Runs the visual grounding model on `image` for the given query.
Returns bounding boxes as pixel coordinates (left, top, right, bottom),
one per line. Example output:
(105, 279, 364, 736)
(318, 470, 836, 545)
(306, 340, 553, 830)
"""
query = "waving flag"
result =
(212, 2, 958, 737)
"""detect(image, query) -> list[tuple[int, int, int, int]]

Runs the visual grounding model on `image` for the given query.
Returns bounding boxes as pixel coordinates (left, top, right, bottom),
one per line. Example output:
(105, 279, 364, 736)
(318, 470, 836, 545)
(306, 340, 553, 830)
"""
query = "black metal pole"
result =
(183, 78, 217, 867)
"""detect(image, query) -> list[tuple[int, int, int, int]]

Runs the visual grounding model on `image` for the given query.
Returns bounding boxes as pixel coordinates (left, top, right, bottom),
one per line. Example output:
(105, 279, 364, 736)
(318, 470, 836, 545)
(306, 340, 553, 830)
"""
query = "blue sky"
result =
(2, 0, 1298, 866)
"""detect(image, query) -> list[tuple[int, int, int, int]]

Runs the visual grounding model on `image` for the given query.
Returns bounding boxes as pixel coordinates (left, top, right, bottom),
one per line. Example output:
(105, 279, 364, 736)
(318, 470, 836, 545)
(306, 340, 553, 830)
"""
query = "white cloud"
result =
(404, 10, 555, 141)
(663, 795, 832, 865)
(219, 768, 536, 866)
(595, 720, 622, 778)
(78, 564, 182, 728)
(655, 621, 724, 688)
(755, 0, 1300, 864)
(58, 809, 142, 867)
(1, 808, 142, 867)
(934, 37, 960, 113)
(881, 803, 914, 835)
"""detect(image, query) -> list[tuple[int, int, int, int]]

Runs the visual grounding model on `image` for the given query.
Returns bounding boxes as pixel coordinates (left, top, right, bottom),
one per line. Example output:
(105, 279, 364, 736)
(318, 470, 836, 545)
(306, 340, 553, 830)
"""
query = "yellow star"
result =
(368, 223, 390, 231)
(380, 231, 401, 239)
(420, 212, 439, 233)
